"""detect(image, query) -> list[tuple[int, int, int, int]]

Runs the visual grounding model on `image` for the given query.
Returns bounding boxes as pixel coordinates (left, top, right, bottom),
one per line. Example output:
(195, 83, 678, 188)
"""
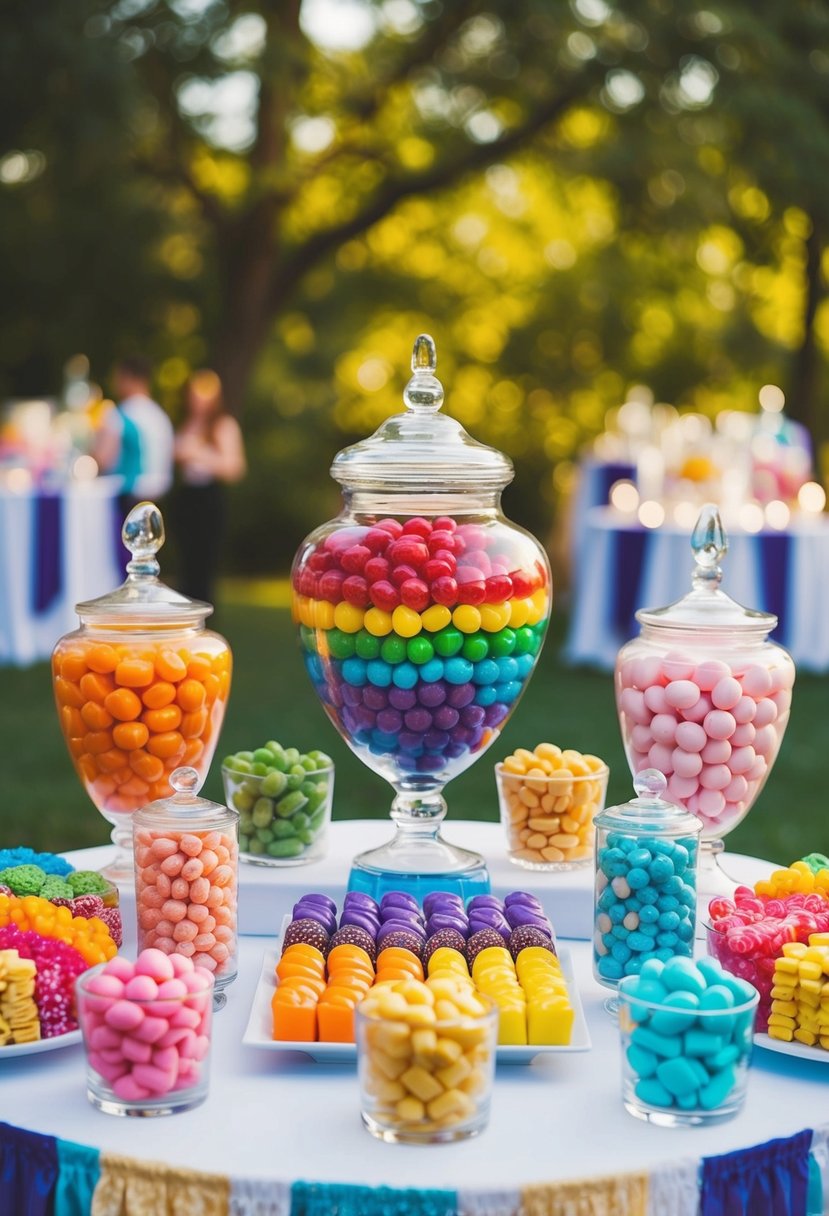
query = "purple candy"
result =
(363, 685, 388, 711)
(381, 891, 420, 913)
(388, 687, 417, 711)
(467, 905, 507, 929)
(340, 909, 380, 938)
(468, 727, 484, 750)
(506, 907, 552, 933)
(484, 703, 509, 728)
(380, 910, 424, 933)
(294, 893, 336, 914)
(508, 925, 556, 961)
(423, 730, 450, 752)
(445, 742, 466, 759)
(469, 912, 511, 939)
(294, 906, 337, 935)
(460, 705, 486, 729)
(328, 924, 377, 963)
(377, 918, 426, 945)
(467, 895, 504, 911)
(417, 681, 447, 708)
(378, 930, 424, 959)
(423, 928, 468, 962)
(353, 706, 377, 731)
(418, 754, 444, 772)
(344, 892, 379, 914)
(423, 892, 463, 918)
(504, 891, 543, 909)
(451, 727, 472, 746)
(397, 731, 424, 753)
(376, 708, 403, 735)
(342, 684, 362, 707)
(432, 706, 460, 731)
(404, 707, 432, 733)
(427, 912, 469, 938)
(446, 683, 476, 709)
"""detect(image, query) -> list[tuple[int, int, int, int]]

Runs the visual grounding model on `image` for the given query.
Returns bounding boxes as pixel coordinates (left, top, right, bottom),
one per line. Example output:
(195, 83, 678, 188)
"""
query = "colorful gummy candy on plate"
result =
(0, 865, 122, 947)
(292, 515, 549, 778)
(273, 889, 572, 1046)
(497, 743, 608, 867)
(0, 949, 40, 1044)
(767, 935, 829, 1049)
(0, 847, 74, 877)
(222, 741, 332, 862)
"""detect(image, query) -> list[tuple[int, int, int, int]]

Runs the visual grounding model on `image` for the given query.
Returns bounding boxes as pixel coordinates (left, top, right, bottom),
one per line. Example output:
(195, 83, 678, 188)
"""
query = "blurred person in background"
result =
(95, 354, 174, 516)
(172, 369, 246, 605)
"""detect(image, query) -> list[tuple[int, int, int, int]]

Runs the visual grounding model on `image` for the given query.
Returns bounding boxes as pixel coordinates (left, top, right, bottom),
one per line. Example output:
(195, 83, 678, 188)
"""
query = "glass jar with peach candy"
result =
(52, 503, 231, 881)
(614, 505, 794, 910)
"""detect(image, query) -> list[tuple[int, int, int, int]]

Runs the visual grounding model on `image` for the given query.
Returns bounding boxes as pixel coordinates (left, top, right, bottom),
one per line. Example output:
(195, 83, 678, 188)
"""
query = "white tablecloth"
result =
(566, 507, 829, 672)
(2, 830, 825, 1192)
(0, 477, 123, 666)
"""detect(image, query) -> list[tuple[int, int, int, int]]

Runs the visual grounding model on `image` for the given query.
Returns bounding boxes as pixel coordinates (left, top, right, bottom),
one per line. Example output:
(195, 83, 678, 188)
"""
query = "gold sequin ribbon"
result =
(92, 1153, 230, 1216)
(520, 1172, 649, 1216)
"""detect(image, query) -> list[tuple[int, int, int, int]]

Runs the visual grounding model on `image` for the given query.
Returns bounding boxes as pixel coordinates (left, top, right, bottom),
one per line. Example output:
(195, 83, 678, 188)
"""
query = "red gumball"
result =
(457, 580, 486, 606)
(391, 564, 418, 588)
(308, 551, 333, 573)
(431, 576, 458, 606)
(341, 544, 371, 574)
(428, 530, 456, 554)
(377, 518, 404, 538)
(318, 569, 346, 603)
(485, 574, 513, 603)
(401, 517, 432, 538)
(425, 558, 453, 582)
(298, 569, 317, 598)
(400, 578, 430, 611)
(510, 570, 534, 599)
(364, 528, 392, 554)
(342, 575, 371, 608)
(369, 580, 400, 612)
(364, 556, 391, 584)
(388, 537, 430, 569)
(433, 516, 457, 533)
(431, 549, 457, 573)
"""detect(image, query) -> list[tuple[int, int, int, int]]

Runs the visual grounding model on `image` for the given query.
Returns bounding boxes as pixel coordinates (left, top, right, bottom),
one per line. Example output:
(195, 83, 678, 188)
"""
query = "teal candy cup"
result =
(617, 960, 759, 1126)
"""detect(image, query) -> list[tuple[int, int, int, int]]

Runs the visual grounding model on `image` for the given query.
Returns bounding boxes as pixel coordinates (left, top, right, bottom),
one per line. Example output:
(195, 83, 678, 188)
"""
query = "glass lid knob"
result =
(690, 503, 727, 591)
(170, 766, 201, 799)
(402, 334, 444, 414)
(632, 768, 668, 804)
(123, 501, 165, 579)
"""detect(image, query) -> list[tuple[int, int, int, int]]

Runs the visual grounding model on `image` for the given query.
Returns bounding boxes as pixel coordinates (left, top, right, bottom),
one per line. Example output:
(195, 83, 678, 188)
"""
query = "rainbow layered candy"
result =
(292, 517, 549, 777)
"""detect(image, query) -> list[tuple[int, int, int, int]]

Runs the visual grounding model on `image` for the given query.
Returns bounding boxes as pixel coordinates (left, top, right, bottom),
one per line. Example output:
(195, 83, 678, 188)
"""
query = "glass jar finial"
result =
(123, 501, 165, 579)
(632, 768, 667, 803)
(170, 766, 201, 798)
(403, 334, 444, 414)
(691, 503, 727, 590)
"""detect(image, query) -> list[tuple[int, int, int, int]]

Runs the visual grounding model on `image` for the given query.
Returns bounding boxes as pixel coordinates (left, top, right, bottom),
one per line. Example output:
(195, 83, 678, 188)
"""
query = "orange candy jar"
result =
(52, 502, 232, 879)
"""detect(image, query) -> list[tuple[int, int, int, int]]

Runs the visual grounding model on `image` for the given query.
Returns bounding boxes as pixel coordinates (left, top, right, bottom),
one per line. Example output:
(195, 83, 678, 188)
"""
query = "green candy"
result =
(0, 865, 47, 897)
(276, 790, 308, 818)
(513, 626, 534, 655)
(489, 627, 516, 657)
(461, 635, 488, 662)
(239, 834, 250, 851)
(239, 813, 255, 835)
(308, 749, 332, 768)
(251, 762, 269, 777)
(267, 838, 306, 859)
(355, 631, 381, 659)
(232, 789, 255, 814)
(67, 870, 108, 895)
(380, 635, 407, 664)
(433, 626, 463, 657)
(271, 819, 296, 840)
(252, 797, 274, 827)
(40, 877, 75, 900)
(283, 748, 300, 767)
(261, 770, 288, 798)
(309, 807, 327, 832)
(299, 626, 317, 653)
(292, 811, 310, 832)
(249, 836, 266, 853)
(407, 636, 434, 664)
(327, 628, 355, 659)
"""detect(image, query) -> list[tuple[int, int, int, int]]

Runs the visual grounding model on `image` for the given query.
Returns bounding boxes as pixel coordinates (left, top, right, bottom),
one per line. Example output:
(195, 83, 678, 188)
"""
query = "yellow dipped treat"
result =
(768, 935, 829, 1051)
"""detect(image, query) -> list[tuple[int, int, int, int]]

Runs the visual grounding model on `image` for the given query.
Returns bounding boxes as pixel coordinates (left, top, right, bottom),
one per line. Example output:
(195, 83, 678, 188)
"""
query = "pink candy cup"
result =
(698, 788, 726, 817)
(741, 665, 773, 698)
(121, 1038, 153, 1065)
(86, 973, 125, 1000)
(643, 685, 669, 714)
(88, 1053, 127, 1085)
(695, 660, 731, 692)
(104, 1001, 145, 1032)
(703, 710, 736, 740)
(711, 677, 742, 711)
(631, 724, 653, 752)
(665, 680, 701, 710)
(701, 738, 731, 765)
(771, 689, 792, 716)
(672, 748, 702, 779)
(650, 714, 678, 745)
(675, 721, 707, 753)
(131, 1063, 176, 1095)
(169, 953, 195, 977)
(124, 975, 158, 1002)
(699, 764, 731, 791)
(134, 1015, 169, 1044)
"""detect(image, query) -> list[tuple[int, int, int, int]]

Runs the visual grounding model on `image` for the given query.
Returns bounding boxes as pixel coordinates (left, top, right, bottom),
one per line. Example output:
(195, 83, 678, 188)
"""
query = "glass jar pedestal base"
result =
(347, 788, 490, 901)
(100, 823, 135, 883)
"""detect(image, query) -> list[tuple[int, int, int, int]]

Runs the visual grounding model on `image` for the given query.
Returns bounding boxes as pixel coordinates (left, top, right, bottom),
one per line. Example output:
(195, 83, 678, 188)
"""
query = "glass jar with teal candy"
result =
(593, 769, 703, 1012)
(291, 335, 551, 898)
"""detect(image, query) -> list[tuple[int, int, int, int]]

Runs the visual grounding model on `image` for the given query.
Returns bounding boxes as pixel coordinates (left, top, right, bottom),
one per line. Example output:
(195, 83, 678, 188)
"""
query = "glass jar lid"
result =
(636, 504, 776, 635)
(75, 502, 212, 625)
(594, 769, 703, 837)
(330, 334, 514, 493)
(134, 766, 236, 825)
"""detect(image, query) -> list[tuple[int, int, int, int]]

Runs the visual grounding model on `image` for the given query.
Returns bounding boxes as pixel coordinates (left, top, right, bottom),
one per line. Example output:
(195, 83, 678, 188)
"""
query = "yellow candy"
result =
(527, 997, 574, 1046)
(333, 601, 365, 633)
(426, 948, 469, 977)
(479, 602, 511, 632)
(420, 604, 452, 632)
(363, 608, 393, 637)
(391, 605, 422, 638)
(452, 605, 481, 634)
(312, 599, 335, 629)
(508, 598, 531, 627)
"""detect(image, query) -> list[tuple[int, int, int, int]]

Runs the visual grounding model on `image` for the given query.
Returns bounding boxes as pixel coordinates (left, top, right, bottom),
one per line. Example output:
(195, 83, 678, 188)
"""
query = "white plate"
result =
(0, 1029, 82, 1059)
(243, 941, 591, 1063)
(754, 1033, 829, 1063)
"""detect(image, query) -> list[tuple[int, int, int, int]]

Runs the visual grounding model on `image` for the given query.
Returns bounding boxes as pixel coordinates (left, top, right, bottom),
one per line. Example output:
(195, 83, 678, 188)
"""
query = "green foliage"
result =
(2, 0, 828, 565)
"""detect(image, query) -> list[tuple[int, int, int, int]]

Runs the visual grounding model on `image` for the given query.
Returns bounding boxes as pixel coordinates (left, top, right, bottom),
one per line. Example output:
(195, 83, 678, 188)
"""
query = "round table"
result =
(2, 827, 828, 1199)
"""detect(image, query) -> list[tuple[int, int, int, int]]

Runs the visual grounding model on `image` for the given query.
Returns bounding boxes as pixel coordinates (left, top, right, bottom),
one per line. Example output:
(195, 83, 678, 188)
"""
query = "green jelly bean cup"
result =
(222, 751, 334, 868)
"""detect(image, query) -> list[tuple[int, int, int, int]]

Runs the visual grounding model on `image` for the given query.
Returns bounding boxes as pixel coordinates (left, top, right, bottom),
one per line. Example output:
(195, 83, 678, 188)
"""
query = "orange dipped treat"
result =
(52, 502, 231, 877)
(318, 943, 375, 1043)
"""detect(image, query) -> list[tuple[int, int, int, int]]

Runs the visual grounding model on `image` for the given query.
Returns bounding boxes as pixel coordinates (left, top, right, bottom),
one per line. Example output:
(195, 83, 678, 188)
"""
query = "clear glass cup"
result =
(355, 997, 498, 1143)
(617, 974, 758, 1126)
(76, 962, 213, 1116)
(496, 761, 608, 870)
(223, 762, 333, 866)
(705, 920, 776, 1032)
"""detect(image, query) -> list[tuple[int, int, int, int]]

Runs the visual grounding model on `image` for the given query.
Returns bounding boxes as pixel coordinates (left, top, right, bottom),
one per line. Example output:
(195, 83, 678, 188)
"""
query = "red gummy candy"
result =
(433, 516, 457, 533)
(424, 558, 453, 582)
(401, 517, 432, 538)
(369, 580, 400, 612)
(364, 528, 391, 554)
(364, 556, 391, 584)
(511, 571, 534, 598)
(485, 574, 513, 603)
(309, 550, 333, 571)
(377, 518, 404, 538)
(387, 538, 429, 569)
(430, 549, 457, 573)
(400, 578, 430, 612)
(428, 530, 456, 554)
(390, 564, 418, 589)
(431, 576, 458, 607)
(318, 570, 346, 602)
(342, 575, 371, 608)
(456, 579, 486, 606)
(340, 545, 371, 574)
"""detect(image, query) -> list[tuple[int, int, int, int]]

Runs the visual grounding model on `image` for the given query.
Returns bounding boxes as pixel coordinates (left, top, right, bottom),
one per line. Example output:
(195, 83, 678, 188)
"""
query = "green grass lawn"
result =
(2, 602, 826, 865)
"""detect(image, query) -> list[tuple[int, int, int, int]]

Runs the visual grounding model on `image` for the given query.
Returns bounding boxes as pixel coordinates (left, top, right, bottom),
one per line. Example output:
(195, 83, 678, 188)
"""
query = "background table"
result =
(3, 826, 826, 1195)
(0, 477, 123, 666)
(565, 507, 829, 672)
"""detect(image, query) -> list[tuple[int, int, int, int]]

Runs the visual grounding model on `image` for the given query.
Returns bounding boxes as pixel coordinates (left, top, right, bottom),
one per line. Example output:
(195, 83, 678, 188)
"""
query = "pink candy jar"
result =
(132, 767, 239, 1008)
(615, 505, 794, 905)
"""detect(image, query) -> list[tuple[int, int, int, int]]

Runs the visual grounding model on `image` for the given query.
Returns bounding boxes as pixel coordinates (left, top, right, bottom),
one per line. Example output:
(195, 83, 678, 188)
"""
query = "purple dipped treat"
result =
(380, 891, 421, 915)
(282, 917, 330, 955)
(466, 927, 508, 966)
(340, 908, 380, 939)
(468, 912, 511, 941)
(423, 891, 464, 918)
(293, 901, 337, 936)
(427, 911, 469, 938)
(377, 930, 424, 960)
(503, 891, 544, 910)
(377, 918, 426, 947)
(379, 905, 424, 931)
(467, 895, 504, 912)
(343, 892, 379, 915)
(423, 928, 468, 964)
(505, 905, 552, 934)
(508, 925, 556, 961)
(296, 893, 337, 913)
(327, 924, 376, 963)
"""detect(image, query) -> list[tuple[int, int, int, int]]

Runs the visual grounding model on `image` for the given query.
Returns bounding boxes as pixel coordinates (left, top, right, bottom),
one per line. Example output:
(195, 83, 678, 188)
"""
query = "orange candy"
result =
(155, 650, 188, 682)
(115, 659, 155, 688)
(142, 705, 182, 733)
(142, 681, 177, 710)
(112, 721, 150, 751)
(176, 679, 206, 713)
(0, 893, 117, 965)
(104, 688, 143, 721)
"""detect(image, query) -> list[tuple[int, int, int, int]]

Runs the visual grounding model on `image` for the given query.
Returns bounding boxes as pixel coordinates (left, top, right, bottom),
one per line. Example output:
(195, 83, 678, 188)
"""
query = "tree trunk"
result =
(787, 217, 823, 442)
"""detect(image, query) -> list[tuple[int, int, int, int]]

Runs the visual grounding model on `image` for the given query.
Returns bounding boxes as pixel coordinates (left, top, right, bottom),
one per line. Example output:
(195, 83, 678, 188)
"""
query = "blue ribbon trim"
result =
(612, 524, 649, 639)
(0, 1121, 59, 1216)
(291, 1180, 458, 1216)
(759, 531, 791, 643)
(701, 1128, 813, 1216)
(31, 492, 63, 615)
